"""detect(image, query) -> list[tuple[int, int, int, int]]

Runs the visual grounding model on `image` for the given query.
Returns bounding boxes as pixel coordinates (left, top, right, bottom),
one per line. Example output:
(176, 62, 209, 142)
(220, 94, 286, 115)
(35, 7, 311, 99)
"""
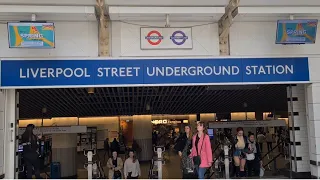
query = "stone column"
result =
(287, 84, 310, 178)
(51, 133, 77, 178)
(188, 114, 197, 134)
(133, 115, 152, 161)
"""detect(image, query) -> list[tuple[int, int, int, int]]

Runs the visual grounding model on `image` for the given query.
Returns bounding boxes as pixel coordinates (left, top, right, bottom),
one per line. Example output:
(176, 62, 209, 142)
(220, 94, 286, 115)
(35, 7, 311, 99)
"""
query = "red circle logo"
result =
(145, 30, 163, 45)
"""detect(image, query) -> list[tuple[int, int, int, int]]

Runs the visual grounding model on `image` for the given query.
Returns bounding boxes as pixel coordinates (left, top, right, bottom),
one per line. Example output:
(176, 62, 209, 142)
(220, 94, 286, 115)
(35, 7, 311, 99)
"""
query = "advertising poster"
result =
(8, 22, 55, 48)
(276, 19, 318, 44)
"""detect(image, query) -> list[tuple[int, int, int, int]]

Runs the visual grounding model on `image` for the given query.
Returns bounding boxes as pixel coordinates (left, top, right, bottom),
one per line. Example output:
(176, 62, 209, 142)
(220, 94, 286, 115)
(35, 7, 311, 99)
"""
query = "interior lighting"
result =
(88, 88, 95, 94)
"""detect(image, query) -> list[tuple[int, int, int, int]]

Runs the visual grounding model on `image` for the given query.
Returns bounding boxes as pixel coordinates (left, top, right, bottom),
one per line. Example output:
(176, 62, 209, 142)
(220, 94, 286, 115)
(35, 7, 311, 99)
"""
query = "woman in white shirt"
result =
(124, 150, 141, 179)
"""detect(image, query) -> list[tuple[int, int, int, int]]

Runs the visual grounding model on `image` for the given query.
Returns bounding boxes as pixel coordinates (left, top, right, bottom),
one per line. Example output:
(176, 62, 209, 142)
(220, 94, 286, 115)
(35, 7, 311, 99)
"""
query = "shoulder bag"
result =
(193, 135, 205, 167)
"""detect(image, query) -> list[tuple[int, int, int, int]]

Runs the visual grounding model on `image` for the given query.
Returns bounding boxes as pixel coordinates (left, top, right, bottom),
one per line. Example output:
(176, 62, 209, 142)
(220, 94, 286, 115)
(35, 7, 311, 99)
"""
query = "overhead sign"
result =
(7, 22, 55, 48)
(141, 27, 192, 49)
(0, 57, 309, 88)
(276, 19, 318, 44)
(208, 120, 286, 129)
(18, 126, 87, 135)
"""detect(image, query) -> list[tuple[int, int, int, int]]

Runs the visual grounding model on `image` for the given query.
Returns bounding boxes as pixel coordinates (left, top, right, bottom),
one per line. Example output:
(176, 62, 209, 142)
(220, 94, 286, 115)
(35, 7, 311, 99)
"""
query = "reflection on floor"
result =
(75, 143, 289, 179)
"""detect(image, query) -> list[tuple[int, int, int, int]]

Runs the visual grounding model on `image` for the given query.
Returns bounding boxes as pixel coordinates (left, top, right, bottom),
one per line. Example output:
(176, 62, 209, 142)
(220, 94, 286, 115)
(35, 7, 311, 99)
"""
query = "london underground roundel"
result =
(145, 30, 163, 45)
(170, 30, 188, 45)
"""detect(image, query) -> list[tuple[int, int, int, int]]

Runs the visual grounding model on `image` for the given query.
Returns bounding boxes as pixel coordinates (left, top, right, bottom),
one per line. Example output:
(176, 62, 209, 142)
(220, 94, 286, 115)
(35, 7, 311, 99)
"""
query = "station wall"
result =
(111, 21, 220, 57)
(229, 22, 320, 83)
(0, 22, 98, 58)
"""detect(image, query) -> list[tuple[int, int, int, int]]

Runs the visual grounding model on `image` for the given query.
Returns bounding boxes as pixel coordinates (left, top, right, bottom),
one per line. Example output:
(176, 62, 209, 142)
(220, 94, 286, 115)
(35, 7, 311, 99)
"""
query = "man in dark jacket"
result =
(104, 138, 110, 163)
(21, 124, 42, 179)
(110, 138, 120, 153)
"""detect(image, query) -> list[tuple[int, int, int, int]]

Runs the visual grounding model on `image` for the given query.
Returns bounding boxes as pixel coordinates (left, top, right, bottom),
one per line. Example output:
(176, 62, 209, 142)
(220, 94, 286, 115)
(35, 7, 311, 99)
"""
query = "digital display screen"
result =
(208, 129, 214, 138)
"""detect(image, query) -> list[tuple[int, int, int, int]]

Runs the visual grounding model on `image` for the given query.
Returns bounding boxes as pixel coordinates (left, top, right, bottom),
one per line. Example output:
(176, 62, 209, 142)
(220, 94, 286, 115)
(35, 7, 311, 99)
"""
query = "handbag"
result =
(246, 153, 255, 161)
(114, 170, 122, 179)
(193, 135, 205, 166)
(260, 167, 265, 177)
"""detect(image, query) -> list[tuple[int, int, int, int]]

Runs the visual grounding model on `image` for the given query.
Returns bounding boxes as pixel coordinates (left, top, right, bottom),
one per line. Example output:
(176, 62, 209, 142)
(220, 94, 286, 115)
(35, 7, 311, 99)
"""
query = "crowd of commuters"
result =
(104, 138, 142, 179)
(173, 123, 285, 179)
(20, 123, 287, 179)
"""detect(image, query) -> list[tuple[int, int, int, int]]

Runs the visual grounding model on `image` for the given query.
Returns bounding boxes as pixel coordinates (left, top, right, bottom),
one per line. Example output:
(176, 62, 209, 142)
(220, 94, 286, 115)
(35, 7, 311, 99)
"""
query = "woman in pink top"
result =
(190, 122, 213, 179)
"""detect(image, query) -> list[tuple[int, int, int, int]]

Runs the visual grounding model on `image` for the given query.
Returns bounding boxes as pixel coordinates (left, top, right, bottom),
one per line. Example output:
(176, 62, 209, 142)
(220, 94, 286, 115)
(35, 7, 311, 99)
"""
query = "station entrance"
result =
(1, 56, 310, 179)
(16, 84, 294, 179)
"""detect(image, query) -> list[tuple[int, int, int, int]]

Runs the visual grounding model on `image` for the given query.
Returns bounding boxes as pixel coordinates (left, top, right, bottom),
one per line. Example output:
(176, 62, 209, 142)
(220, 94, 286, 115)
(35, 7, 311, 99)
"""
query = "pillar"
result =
(255, 111, 263, 120)
(188, 114, 197, 134)
(287, 84, 310, 178)
(133, 115, 152, 161)
(306, 83, 320, 178)
(51, 134, 77, 178)
(4, 89, 16, 179)
(0, 90, 6, 178)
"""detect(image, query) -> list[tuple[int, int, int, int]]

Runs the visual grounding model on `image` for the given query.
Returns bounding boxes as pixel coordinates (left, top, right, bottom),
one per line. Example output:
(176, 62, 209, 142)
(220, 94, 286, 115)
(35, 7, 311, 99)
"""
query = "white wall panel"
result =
(112, 21, 219, 57)
(0, 22, 98, 58)
(230, 22, 320, 56)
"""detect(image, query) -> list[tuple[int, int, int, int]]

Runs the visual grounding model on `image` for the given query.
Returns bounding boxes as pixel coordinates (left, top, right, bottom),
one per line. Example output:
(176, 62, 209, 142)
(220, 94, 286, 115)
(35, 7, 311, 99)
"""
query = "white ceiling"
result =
(109, 6, 225, 22)
(1, 0, 320, 22)
(2, 0, 320, 7)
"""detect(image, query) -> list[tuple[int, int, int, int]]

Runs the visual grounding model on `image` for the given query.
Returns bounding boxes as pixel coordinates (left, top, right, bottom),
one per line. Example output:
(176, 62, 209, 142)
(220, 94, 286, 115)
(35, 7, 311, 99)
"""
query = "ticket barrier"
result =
(84, 149, 105, 179)
(149, 146, 165, 179)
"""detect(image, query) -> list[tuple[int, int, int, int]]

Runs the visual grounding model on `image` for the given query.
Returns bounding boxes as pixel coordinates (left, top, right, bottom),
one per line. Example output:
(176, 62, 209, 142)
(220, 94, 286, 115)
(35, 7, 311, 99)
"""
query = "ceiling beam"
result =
(218, 0, 239, 55)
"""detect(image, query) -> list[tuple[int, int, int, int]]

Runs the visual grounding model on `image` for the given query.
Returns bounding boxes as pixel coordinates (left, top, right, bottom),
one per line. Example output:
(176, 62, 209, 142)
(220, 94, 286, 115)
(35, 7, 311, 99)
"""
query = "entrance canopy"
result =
(0, 57, 310, 88)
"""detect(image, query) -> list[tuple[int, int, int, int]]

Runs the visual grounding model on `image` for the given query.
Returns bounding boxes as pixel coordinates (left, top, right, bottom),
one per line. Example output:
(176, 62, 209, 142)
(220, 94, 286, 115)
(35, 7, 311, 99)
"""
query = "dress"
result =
(181, 138, 193, 171)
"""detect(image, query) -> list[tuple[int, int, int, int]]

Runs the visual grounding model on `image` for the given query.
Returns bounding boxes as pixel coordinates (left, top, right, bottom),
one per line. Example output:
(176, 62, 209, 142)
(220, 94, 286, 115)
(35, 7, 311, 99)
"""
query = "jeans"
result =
(195, 166, 207, 179)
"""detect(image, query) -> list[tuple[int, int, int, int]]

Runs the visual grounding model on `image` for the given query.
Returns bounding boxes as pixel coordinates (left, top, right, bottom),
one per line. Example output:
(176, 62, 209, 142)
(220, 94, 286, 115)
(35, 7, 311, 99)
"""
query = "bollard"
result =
(224, 145, 230, 179)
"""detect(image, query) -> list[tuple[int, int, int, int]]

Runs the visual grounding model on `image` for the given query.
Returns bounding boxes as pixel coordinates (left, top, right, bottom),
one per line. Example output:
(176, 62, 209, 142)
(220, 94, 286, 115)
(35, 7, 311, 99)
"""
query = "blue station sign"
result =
(0, 57, 309, 88)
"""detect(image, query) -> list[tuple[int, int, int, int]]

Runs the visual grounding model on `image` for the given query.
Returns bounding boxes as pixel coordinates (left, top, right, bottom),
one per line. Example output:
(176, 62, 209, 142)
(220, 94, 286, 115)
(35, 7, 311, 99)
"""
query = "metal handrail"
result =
(261, 140, 283, 160)
(263, 153, 282, 169)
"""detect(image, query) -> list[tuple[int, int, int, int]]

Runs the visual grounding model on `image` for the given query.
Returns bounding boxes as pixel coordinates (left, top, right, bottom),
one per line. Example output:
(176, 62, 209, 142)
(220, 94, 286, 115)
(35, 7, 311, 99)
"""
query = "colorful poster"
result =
(276, 19, 318, 44)
(8, 22, 55, 48)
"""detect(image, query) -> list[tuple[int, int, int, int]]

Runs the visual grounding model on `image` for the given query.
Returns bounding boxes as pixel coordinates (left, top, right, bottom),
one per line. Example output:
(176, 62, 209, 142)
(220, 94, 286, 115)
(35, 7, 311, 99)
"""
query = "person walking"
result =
(104, 138, 110, 164)
(190, 122, 213, 179)
(175, 125, 194, 178)
(265, 131, 273, 152)
(21, 124, 42, 179)
(246, 133, 263, 177)
(257, 132, 265, 152)
(124, 150, 141, 179)
(111, 138, 120, 154)
(107, 151, 124, 179)
(233, 127, 248, 178)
